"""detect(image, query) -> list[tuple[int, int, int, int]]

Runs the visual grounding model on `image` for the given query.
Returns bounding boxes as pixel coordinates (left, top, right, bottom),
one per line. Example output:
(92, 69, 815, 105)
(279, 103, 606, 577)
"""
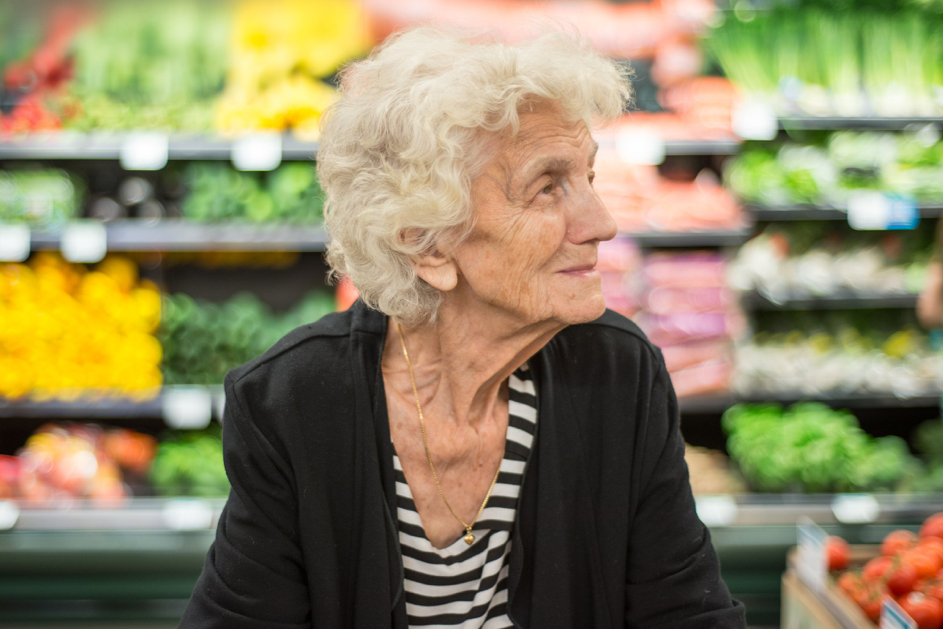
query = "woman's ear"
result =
(413, 250, 458, 292)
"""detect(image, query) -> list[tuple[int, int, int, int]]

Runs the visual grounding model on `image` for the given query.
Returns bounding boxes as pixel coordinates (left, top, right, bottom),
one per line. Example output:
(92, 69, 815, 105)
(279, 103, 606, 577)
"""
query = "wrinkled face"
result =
(449, 103, 618, 327)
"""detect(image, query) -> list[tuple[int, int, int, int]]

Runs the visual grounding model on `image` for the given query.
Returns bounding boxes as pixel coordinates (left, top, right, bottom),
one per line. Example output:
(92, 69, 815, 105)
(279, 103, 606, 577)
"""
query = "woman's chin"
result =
(555, 292, 608, 325)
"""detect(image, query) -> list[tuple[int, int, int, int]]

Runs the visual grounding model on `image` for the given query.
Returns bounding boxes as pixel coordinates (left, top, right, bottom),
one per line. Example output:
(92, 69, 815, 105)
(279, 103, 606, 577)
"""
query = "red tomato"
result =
(864, 556, 893, 581)
(855, 581, 887, 622)
(827, 536, 851, 572)
(839, 572, 865, 598)
(921, 538, 943, 565)
(900, 592, 943, 629)
(923, 515, 943, 542)
(908, 549, 943, 580)
(885, 530, 920, 557)
(888, 563, 921, 597)
(922, 578, 943, 603)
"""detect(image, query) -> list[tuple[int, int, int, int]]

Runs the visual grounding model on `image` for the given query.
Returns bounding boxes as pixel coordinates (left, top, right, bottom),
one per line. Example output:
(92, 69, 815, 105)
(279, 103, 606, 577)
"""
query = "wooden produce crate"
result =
(782, 546, 882, 629)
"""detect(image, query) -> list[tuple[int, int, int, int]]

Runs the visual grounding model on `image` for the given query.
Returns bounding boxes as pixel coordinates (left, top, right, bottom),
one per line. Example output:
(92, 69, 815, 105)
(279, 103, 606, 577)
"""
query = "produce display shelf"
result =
(2, 494, 939, 532)
(742, 290, 920, 311)
(778, 115, 943, 130)
(0, 385, 224, 420)
(19, 220, 750, 252)
(3, 388, 935, 422)
(0, 134, 743, 162)
(678, 392, 942, 414)
(29, 220, 330, 252)
(0, 133, 320, 161)
(748, 204, 943, 221)
(628, 229, 752, 248)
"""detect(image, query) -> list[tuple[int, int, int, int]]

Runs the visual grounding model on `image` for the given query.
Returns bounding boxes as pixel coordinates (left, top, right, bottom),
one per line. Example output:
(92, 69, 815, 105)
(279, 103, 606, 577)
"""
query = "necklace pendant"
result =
(464, 532, 475, 545)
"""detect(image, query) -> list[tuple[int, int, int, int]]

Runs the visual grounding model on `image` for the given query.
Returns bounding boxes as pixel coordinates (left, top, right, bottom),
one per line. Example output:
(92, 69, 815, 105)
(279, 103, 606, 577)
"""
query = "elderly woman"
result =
(181, 27, 746, 629)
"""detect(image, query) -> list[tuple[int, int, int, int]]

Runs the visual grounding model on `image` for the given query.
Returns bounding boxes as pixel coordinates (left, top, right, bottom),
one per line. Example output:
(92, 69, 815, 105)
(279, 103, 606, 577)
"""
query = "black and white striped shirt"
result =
(392, 363, 537, 629)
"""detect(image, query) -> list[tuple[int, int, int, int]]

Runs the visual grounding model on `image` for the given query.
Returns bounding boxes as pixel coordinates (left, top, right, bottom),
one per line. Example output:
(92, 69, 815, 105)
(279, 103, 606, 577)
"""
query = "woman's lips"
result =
(558, 264, 598, 276)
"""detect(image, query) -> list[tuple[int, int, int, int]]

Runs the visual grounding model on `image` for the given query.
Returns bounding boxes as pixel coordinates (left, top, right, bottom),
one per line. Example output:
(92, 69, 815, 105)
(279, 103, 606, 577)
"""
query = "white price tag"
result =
(796, 516, 828, 592)
(831, 494, 880, 524)
(232, 133, 283, 171)
(0, 223, 31, 262)
(162, 386, 213, 430)
(161, 499, 214, 531)
(881, 597, 917, 629)
(61, 220, 107, 263)
(848, 191, 919, 231)
(0, 500, 20, 530)
(214, 391, 226, 423)
(120, 132, 169, 171)
(615, 128, 666, 165)
(848, 191, 890, 230)
(732, 99, 779, 141)
(695, 495, 738, 526)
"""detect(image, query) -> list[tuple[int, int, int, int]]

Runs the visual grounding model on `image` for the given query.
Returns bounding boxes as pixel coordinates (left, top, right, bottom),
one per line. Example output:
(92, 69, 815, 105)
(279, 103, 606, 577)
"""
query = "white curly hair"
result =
(317, 25, 633, 325)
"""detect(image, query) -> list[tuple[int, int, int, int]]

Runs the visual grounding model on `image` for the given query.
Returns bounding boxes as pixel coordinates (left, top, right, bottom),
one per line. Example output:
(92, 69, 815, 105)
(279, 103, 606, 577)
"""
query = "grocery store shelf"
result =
(20, 220, 750, 252)
(0, 385, 224, 421)
(662, 139, 742, 155)
(778, 116, 943, 130)
(0, 133, 743, 162)
(29, 219, 329, 252)
(743, 290, 919, 310)
(2, 494, 939, 532)
(0, 498, 225, 531)
(679, 391, 941, 414)
(627, 229, 752, 248)
(748, 204, 943, 221)
(0, 133, 319, 161)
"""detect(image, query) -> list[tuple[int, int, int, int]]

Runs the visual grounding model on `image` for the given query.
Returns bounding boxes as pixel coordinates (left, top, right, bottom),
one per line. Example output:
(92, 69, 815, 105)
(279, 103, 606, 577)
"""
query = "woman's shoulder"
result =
(556, 308, 663, 369)
(226, 308, 358, 389)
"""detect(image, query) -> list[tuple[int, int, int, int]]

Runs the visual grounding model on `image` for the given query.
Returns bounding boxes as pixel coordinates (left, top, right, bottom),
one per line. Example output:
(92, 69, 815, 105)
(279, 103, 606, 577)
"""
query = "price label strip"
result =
(0, 500, 20, 530)
(120, 132, 169, 171)
(831, 494, 881, 524)
(162, 386, 213, 430)
(881, 597, 917, 629)
(162, 499, 214, 531)
(796, 516, 828, 592)
(61, 220, 108, 263)
(0, 223, 31, 262)
(232, 133, 283, 171)
(848, 191, 919, 231)
(695, 495, 738, 527)
(615, 128, 666, 166)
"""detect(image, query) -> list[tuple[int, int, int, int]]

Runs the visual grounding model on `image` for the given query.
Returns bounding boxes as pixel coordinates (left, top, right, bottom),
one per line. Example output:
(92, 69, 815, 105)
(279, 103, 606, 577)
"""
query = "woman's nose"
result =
(567, 185, 618, 245)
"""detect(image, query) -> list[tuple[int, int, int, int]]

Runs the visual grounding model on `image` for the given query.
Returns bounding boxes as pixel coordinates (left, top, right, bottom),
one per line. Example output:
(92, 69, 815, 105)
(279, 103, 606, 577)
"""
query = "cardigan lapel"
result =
(507, 338, 613, 628)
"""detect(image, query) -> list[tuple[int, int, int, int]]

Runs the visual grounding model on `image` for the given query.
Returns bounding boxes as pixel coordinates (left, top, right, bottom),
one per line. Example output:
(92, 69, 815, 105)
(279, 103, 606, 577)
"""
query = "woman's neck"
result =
(384, 298, 563, 429)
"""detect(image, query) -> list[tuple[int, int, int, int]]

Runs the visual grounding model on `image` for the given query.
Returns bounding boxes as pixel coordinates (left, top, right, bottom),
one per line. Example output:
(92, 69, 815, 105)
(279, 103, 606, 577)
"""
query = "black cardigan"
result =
(180, 300, 747, 628)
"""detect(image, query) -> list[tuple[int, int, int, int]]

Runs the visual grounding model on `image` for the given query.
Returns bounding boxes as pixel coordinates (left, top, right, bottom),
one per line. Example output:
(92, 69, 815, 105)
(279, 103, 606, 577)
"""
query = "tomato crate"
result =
(783, 546, 883, 629)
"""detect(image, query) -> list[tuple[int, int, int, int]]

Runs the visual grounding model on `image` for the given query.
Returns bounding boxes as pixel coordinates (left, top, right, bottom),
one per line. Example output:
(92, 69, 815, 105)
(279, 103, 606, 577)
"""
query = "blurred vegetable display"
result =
(703, 0, 943, 116)
(150, 427, 228, 497)
(0, 423, 156, 503)
(0, 252, 162, 400)
(67, 1, 230, 131)
(594, 148, 745, 233)
(213, 0, 369, 136)
(726, 132, 943, 208)
(636, 251, 743, 397)
(182, 163, 324, 224)
(734, 310, 941, 398)
(159, 289, 336, 385)
(0, 5, 86, 134)
(723, 402, 921, 493)
(685, 444, 747, 495)
(730, 223, 933, 300)
(0, 168, 81, 227)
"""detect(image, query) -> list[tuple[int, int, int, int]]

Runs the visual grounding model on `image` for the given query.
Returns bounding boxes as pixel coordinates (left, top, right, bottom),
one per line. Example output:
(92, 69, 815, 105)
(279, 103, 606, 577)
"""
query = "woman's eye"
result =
(588, 170, 596, 185)
(541, 182, 553, 195)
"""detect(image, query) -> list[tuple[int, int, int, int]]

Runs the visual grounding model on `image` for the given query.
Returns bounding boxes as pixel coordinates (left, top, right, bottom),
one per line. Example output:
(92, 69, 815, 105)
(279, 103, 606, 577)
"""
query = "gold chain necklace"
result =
(396, 323, 501, 545)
